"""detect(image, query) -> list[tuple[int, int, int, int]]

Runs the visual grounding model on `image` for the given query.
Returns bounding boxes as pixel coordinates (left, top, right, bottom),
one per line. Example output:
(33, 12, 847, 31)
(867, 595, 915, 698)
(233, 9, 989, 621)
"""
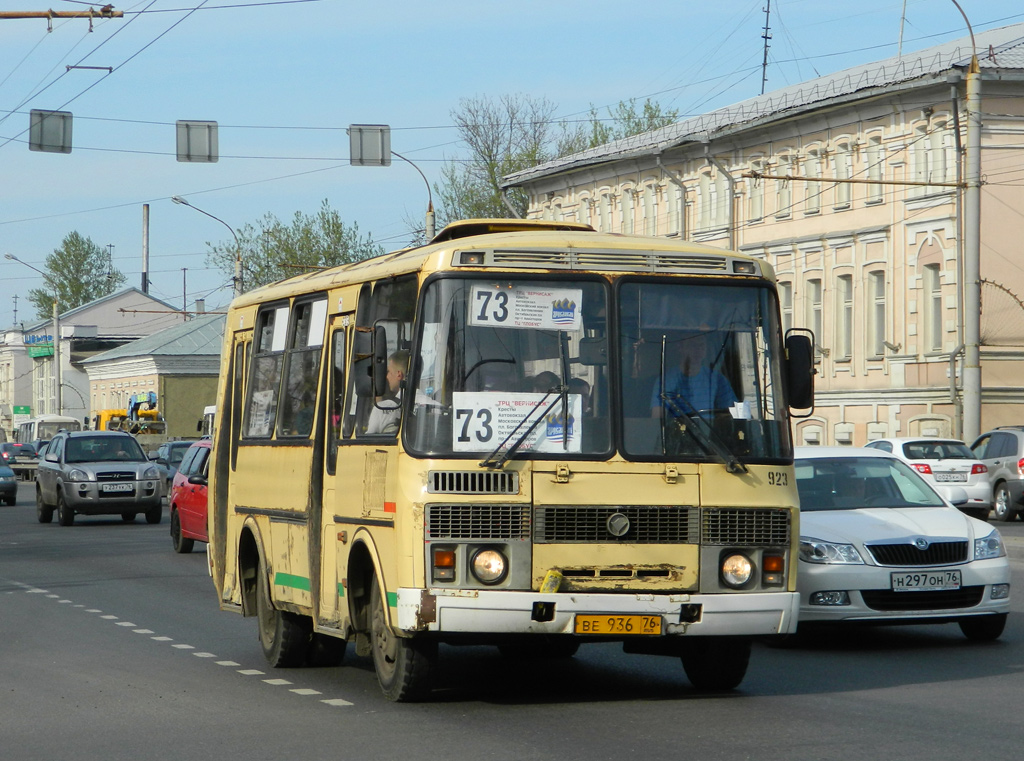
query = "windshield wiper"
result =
(479, 390, 563, 470)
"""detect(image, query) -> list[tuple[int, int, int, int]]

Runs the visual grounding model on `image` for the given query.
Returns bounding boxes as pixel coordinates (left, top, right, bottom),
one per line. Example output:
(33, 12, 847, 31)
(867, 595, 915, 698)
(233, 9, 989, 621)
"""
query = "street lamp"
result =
(171, 196, 242, 297)
(4, 253, 61, 416)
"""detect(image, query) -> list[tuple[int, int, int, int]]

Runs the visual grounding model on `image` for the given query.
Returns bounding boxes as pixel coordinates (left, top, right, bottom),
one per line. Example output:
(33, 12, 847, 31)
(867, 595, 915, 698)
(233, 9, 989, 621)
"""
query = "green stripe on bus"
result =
(274, 572, 311, 592)
(387, 591, 398, 608)
(337, 583, 345, 598)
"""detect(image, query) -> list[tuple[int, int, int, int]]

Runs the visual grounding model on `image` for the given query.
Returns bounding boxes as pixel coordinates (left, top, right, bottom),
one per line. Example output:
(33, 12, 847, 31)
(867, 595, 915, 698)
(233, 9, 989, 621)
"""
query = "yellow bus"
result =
(208, 219, 814, 701)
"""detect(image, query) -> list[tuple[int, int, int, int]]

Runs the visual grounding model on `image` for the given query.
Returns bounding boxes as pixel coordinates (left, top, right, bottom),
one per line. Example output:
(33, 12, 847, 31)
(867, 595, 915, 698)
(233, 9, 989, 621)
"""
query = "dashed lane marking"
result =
(7, 579, 355, 707)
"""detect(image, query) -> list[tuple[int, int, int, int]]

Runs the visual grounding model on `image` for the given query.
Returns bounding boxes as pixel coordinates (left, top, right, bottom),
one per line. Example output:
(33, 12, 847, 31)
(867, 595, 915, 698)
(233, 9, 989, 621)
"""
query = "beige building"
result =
(503, 24, 1024, 447)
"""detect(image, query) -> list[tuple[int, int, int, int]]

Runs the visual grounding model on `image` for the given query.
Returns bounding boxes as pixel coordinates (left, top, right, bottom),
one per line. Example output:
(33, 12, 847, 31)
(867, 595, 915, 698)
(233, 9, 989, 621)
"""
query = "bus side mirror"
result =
(354, 324, 389, 398)
(785, 330, 815, 412)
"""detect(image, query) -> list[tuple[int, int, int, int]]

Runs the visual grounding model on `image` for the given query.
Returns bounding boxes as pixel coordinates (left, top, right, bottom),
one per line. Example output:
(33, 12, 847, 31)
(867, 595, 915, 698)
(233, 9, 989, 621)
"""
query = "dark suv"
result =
(36, 430, 163, 526)
(970, 427, 1024, 522)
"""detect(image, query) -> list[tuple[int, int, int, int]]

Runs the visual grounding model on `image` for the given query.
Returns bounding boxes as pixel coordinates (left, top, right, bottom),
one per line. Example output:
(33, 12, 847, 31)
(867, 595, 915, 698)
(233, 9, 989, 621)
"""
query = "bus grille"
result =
(427, 470, 520, 495)
(701, 508, 791, 546)
(426, 504, 530, 540)
(866, 541, 968, 566)
(534, 505, 699, 544)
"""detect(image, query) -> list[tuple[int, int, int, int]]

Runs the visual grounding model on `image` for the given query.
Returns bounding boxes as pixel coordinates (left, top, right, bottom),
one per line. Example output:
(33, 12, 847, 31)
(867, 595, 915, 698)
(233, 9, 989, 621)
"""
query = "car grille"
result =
(96, 471, 136, 482)
(426, 504, 530, 540)
(535, 505, 700, 543)
(861, 586, 985, 611)
(867, 541, 968, 566)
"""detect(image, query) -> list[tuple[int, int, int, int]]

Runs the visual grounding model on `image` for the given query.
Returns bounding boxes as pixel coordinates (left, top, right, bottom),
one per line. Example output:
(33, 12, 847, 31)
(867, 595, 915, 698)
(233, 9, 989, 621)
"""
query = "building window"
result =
(621, 188, 634, 234)
(643, 185, 656, 236)
(748, 158, 764, 221)
(804, 149, 821, 214)
(779, 281, 793, 334)
(866, 134, 884, 203)
(775, 154, 792, 217)
(929, 120, 953, 185)
(911, 125, 928, 195)
(836, 274, 853, 360)
(578, 197, 591, 227)
(806, 278, 823, 356)
(714, 171, 729, 228)
(699, 172, 713, 231)
(868, 270, 886, 358)
(599, 193, 611, 231)
(834, 142, 852, 208)
(924, 264, 943, 352)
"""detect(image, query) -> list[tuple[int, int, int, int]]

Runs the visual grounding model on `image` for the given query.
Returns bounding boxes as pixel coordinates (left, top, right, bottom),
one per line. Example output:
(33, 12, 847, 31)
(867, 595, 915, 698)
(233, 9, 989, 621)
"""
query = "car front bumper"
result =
(61, 480, 162, 513)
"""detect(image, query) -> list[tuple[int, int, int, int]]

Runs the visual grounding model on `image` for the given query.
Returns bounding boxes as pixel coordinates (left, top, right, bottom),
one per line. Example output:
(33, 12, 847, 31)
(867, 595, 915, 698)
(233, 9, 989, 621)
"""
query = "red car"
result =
(169, 439, 210, 553)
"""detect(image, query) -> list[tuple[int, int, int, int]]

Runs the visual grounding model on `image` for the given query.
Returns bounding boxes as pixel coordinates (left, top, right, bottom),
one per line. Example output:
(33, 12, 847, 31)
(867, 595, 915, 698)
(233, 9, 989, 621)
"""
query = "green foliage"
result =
(435, 95, 679, 226)
(206, 200, 384, 291)
(28, 232, 126, 319)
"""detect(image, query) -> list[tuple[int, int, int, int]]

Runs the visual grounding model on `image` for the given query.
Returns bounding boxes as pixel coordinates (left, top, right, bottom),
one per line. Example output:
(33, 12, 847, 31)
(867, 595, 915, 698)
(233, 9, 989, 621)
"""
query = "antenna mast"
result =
(760, 0, 772, 95)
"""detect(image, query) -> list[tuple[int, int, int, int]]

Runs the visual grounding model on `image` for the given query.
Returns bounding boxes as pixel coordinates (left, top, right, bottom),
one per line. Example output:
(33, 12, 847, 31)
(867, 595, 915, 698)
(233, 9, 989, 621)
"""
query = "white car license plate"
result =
(934, 473, 967, 482)
(101, 483, 133, 493)
(891, 569, 962, 592)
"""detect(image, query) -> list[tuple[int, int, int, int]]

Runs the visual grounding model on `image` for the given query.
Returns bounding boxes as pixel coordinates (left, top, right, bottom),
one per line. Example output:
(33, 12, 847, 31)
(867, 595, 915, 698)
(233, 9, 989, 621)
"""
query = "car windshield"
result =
(901, 440, 974, 460)
(65, 436, 146, 464)
(168, 446, 190, 465)
(795, 456, 947, 511)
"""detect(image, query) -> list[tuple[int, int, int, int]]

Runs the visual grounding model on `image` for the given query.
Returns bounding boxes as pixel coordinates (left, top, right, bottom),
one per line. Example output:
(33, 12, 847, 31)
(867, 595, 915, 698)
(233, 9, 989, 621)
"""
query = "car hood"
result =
(800, 506, 984, 544)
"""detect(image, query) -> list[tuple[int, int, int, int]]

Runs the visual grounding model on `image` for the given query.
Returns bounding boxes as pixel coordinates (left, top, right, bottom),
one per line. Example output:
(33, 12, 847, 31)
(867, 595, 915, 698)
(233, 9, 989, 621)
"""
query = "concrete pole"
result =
(53, 297, 62, 416)
(962, 55, 982, 441)
(142, 204, 150, 294)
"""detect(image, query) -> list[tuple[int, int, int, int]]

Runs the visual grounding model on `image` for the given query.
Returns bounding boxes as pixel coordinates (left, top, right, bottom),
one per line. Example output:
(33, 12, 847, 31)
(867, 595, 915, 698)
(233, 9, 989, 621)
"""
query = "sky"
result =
(2, 0, 1023, 325)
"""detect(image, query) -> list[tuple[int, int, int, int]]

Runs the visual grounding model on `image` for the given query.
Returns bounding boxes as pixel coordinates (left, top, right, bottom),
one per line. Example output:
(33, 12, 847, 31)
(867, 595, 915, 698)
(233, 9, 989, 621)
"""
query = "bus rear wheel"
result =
(256, 564, 311, 667)
(680, 636, 751, 691)
(369, 575, 435, 702)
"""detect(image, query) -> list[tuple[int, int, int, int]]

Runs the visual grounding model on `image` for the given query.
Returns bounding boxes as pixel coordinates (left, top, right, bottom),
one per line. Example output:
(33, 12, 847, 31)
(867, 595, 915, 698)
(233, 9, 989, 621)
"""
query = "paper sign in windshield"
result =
(452, 392, 583, 453)
(469, 285, 582, 331)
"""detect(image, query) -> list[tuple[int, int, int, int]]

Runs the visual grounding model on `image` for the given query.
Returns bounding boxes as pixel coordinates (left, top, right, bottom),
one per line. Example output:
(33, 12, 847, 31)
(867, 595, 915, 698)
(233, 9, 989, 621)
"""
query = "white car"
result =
(864, 436, 991, 520)
(794, 447, 1010, 640)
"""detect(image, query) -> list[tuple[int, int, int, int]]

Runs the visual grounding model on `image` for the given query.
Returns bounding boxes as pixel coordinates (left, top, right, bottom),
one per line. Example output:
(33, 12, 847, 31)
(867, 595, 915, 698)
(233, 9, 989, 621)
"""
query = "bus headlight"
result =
(721, 553, 754, 588)
(470, 548, 508, 585)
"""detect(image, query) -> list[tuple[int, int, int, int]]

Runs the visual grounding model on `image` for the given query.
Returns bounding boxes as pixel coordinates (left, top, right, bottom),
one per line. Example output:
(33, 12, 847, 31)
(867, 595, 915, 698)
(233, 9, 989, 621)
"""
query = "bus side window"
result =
(278, 298, 327, 438)
(243, 305, 288, 439)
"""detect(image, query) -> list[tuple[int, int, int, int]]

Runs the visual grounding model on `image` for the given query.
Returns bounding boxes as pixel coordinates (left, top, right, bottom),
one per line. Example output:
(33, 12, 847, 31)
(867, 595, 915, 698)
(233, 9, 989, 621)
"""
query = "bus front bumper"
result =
(396, 588, 798, 637)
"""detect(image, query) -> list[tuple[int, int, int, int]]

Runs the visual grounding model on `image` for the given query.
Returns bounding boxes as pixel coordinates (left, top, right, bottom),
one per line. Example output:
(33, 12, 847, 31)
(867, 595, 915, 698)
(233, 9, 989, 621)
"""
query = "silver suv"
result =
(36, 430, 163, 526)
(970, 427, 1024, 522)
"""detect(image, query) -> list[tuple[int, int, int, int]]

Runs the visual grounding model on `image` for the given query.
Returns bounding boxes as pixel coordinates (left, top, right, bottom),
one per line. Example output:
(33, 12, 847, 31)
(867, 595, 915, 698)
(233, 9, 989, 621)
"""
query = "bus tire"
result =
(170, 510, 194, 554)
(370, 575, 435, 702)
(36, 489, 53, 524)
(680, 636, 751, 691)
(57, 492, 75, 526)
(256, 564, 310, 667)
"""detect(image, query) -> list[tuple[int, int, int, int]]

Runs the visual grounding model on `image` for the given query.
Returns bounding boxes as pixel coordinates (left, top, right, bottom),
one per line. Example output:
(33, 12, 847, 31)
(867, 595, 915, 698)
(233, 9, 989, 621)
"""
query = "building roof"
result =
(503, 23, 1024, 188)
(81, 313, 225, 365)
(20, 287, 179, 333)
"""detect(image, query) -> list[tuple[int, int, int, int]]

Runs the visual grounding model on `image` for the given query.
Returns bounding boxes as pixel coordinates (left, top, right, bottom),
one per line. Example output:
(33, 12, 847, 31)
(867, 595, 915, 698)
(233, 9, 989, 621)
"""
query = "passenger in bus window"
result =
(365, 350, 409, 435)
(569, 377, 592, 414)
(650, 333, 736, 418)
(290, 391, 315, 436)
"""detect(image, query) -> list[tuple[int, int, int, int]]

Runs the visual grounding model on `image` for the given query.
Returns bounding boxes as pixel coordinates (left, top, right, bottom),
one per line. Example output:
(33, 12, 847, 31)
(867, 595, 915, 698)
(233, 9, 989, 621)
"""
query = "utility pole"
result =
(0, 7, 123, 23)
(760, 0, 772, 96)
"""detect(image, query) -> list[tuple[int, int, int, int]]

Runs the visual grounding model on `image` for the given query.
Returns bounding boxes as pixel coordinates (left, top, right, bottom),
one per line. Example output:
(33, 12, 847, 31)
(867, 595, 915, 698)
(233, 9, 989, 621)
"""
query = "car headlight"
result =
(470, 548, 507, 585)
(799, 538, 865, 564)
(142, 466, 160, 480)
(975, 531, 1006, 560)
(721, 553, 754, 588)
(66, 469, 91, 482)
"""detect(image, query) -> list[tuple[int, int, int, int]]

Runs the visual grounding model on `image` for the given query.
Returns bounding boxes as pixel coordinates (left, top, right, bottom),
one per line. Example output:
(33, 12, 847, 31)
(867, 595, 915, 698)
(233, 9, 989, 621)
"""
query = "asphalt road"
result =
(3, 480, 1023, 761)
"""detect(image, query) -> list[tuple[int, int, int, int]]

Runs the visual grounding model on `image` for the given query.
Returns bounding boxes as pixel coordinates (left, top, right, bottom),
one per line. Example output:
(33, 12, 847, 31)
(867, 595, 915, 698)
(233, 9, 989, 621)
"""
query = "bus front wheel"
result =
(256, 564, 310, 667)
(680, 636, 751, 691)
(369, 576, 435, 702)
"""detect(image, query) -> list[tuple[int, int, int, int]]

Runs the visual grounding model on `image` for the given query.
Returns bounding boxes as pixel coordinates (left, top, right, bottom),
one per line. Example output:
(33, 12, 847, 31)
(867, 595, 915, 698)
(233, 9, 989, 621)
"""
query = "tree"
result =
(206, 200, 384, 291)
(28, 232, 126, 319)
(435, 95, 679, 226)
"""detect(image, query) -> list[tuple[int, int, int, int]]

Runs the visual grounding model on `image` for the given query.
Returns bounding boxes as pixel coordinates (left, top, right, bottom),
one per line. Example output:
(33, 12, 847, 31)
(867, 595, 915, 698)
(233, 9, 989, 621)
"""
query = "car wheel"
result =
(121, 512, 136, 523)
(256, 561, 311, 667)
(36, 489, 53, 523)
(170, 510, 194, 554)
(145, 504, 162, 525)
(681, 636, 751, 691)
(991, 484, 1017, 522)
(56, 492, 74, 526)
(959, 613, 1007, 641)
(370, 574, 436, 702)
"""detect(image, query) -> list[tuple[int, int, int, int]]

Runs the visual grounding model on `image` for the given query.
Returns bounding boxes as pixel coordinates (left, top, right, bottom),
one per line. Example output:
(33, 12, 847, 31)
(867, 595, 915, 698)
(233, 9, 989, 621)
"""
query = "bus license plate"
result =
(891, 569, 961, 592)
(574, 614, 662, 635)
(101, 483, 133, 493)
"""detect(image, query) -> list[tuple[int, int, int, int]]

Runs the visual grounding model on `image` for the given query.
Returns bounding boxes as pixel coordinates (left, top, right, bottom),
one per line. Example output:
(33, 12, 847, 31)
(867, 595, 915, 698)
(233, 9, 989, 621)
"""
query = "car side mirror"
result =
(188, 473, 208, 487)
(45, 452, 58, 463)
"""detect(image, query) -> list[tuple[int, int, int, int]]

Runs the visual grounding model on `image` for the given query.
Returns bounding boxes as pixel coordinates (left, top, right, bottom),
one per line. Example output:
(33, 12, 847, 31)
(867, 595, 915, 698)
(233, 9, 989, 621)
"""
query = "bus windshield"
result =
(406, 276, 790, 462)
